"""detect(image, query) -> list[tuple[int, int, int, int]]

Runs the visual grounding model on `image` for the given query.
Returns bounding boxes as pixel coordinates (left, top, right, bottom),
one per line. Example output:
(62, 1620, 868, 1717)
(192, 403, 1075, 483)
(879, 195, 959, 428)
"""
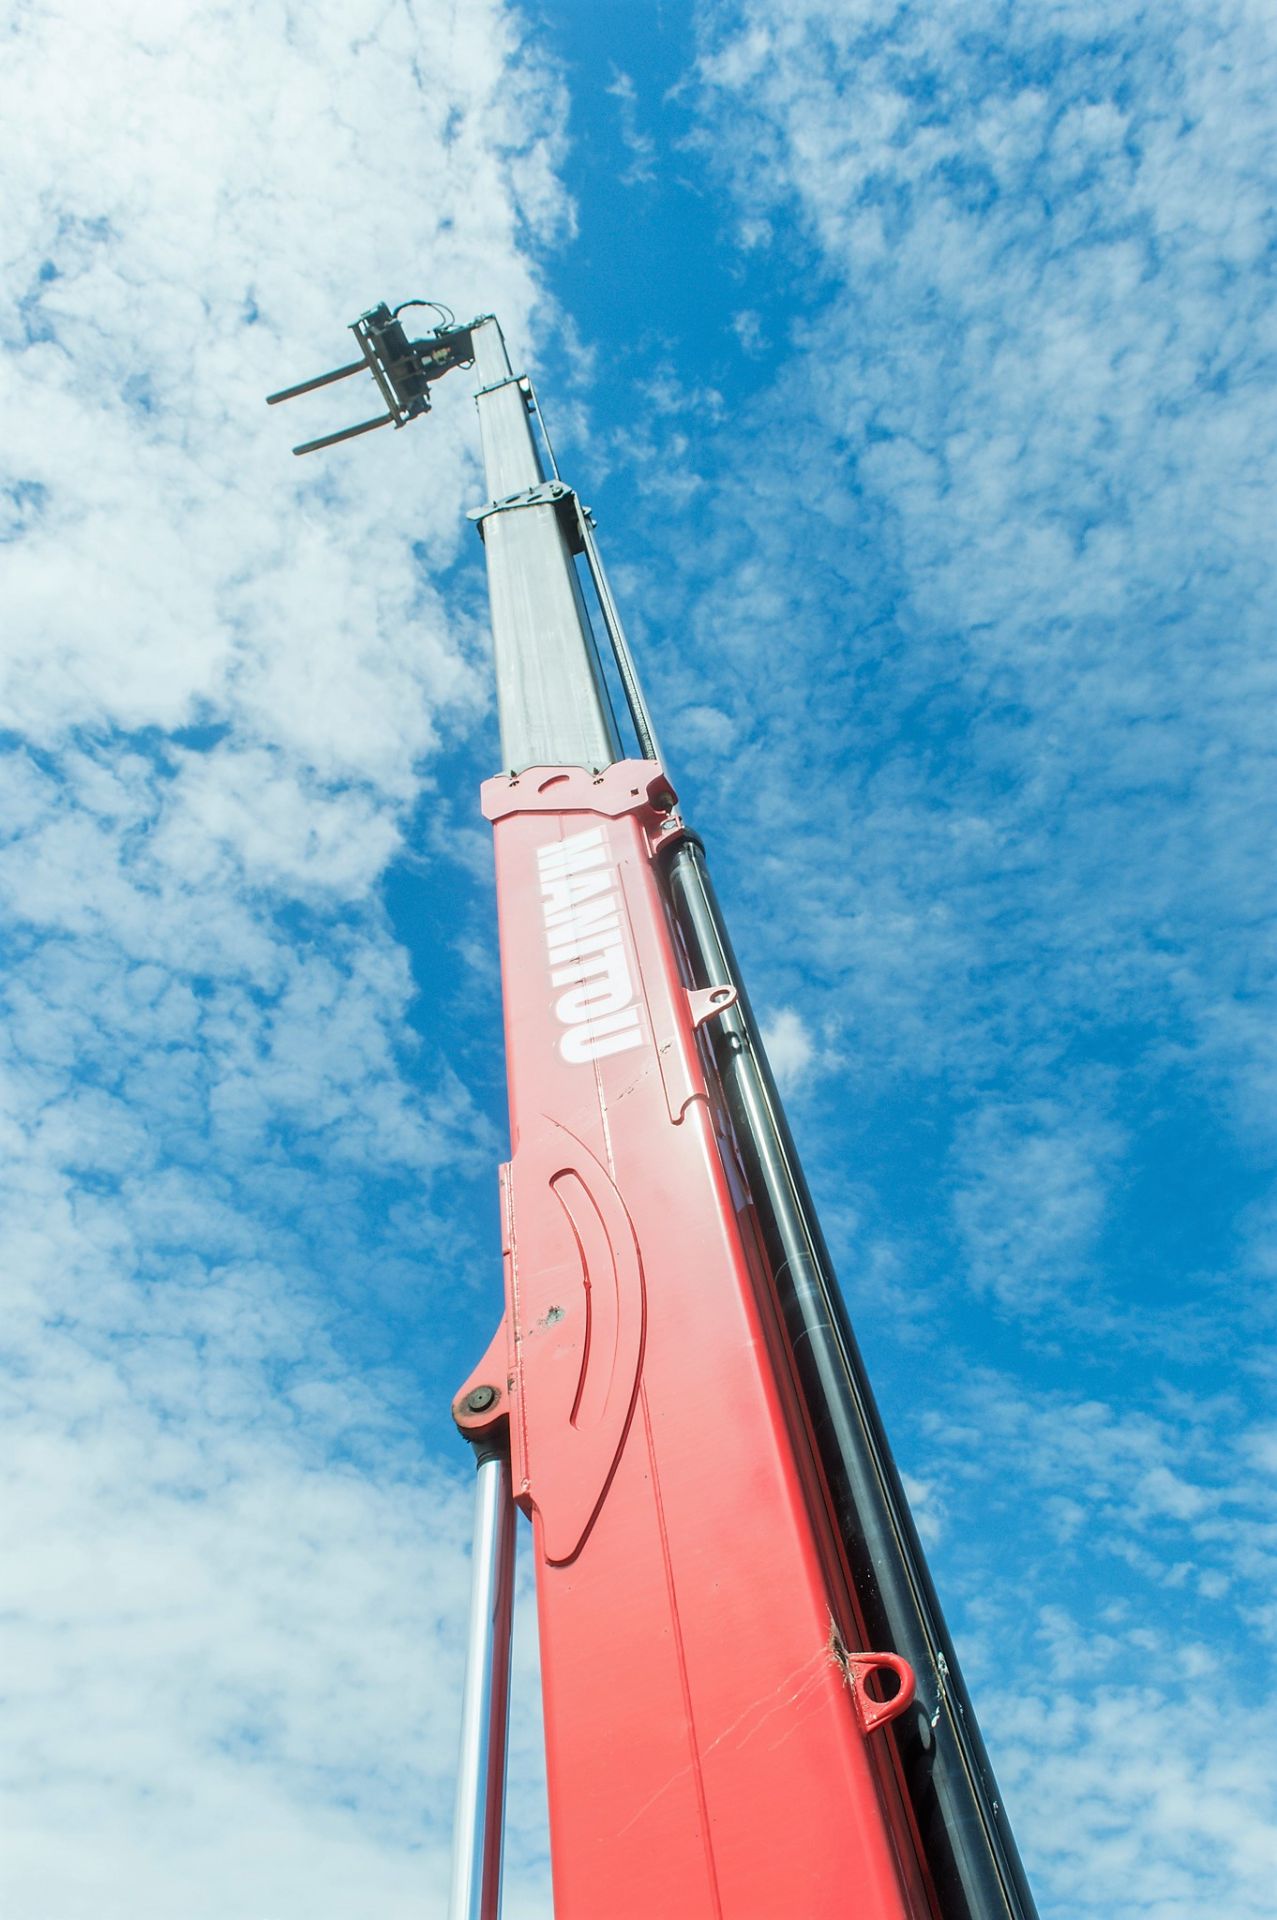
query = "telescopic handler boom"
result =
(269, 304, 1038, 1920)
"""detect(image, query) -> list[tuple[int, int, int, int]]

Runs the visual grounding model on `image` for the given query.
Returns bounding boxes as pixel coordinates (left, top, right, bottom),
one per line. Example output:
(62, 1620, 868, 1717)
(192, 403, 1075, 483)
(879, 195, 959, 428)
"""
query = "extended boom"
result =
(269, 304, 1038, 1920)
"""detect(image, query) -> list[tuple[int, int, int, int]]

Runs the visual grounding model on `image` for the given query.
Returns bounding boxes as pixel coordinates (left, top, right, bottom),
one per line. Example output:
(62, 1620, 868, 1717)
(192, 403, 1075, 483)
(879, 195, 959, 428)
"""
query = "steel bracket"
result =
(452, 1317, 512, 1448)
(687, 984, 740, 1031)
(844, 1651, 917, 1737)
(468, 480, 587, 553)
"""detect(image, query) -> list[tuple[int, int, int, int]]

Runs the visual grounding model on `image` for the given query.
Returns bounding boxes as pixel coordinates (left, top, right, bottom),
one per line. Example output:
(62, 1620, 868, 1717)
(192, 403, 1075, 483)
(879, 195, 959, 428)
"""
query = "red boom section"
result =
(458, 762, 928, 1919)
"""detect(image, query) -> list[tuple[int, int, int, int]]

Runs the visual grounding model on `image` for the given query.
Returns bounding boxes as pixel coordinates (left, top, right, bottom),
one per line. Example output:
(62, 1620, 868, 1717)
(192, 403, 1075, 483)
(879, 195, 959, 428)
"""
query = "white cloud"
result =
(904, 1369, 1277, 1915)
(0, 1239, 552, 1918)
(0, 938, 548, 1915)
(673, 701, 737, 758)
(731, 308, 766, 357)
(898, 1470, 944, 1550)
(0, 0, 564, 1911)
(606, 66, 658, 186)
(683, 0, 1277, 1139)
(991, 1673, 1277, 1920)
(949, 1099, 1124, 1309)
(0, 0, 570, 777)
(760, 1003, 815, 1091)
(920, 1372, 1276, 1657)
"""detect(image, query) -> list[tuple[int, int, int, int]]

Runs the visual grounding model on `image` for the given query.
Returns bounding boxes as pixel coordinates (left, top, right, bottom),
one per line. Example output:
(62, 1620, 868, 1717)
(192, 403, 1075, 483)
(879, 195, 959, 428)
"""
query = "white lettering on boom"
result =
(536, 827, 643, 1064)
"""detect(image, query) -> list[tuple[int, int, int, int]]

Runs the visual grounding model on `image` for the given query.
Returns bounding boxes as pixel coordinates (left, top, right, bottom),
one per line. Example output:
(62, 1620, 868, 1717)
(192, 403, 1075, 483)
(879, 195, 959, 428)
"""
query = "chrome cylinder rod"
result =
(448, 1443, 517, 1920)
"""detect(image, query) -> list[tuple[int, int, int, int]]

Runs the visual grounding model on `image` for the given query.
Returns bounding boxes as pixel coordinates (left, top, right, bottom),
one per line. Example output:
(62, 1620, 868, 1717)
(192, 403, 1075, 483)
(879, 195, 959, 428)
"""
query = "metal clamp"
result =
(467, 480, 585, 552)
(474, 373, 534, 402)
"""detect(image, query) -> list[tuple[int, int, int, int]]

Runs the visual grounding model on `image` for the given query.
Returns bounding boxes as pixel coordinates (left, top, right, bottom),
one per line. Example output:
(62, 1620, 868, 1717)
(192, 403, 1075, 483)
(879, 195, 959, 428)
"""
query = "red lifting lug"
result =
(452, 1318, 511, 1442)
(687, 983, 739, 1032)
(845, 1650, 917, 1737)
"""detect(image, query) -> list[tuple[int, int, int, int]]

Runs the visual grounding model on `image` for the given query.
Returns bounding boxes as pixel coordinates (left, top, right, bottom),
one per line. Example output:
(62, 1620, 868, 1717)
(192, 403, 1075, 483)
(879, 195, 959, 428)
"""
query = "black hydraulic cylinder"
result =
(663, 837, 1038, 1920)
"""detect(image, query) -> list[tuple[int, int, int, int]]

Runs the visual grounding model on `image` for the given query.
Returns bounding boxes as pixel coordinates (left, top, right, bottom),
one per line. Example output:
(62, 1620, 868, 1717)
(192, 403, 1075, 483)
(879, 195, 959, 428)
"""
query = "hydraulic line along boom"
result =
(269, 305, 1038, 1920)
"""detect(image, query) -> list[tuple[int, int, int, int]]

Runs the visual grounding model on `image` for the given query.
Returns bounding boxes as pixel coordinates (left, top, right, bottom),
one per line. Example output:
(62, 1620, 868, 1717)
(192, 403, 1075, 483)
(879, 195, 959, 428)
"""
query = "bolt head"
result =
(464, 1385, 497, 1413)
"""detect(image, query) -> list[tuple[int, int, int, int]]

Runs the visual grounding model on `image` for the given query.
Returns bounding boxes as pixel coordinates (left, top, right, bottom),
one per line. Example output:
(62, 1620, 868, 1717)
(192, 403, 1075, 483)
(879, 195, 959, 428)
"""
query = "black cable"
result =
(393, 298, 457, 330)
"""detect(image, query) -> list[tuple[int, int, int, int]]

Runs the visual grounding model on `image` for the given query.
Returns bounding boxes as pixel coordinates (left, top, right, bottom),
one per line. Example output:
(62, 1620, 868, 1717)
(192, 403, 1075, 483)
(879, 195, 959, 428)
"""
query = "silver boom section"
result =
(470, 319, 620, 774)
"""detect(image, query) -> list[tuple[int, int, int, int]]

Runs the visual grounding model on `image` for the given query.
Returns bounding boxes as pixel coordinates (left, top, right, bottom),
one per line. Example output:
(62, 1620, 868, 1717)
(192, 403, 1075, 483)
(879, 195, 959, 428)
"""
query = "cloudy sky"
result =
(2, 2, 1274, 1916)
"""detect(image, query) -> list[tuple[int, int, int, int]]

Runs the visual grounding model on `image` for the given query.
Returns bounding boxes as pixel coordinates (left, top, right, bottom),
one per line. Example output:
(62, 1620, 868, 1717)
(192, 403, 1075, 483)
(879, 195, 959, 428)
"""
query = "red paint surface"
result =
(480, 762, 925, 1919)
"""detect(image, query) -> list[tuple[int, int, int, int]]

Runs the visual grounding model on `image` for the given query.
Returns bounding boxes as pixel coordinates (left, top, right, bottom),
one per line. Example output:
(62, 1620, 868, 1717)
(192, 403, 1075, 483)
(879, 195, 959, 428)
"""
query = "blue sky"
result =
(1, 3, 1274, 1916)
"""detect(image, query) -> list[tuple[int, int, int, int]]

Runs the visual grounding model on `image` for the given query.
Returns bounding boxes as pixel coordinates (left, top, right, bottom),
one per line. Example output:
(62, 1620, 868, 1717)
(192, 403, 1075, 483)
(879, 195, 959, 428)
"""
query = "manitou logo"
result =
(537, 826, 643, 1064)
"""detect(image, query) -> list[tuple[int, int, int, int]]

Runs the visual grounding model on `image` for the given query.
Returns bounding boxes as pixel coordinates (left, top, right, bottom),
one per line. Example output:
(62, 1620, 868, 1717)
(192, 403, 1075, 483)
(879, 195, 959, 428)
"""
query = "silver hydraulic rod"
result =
(577, 508, 664, 767)
(448, 1445, 517, 1920)
(470, 319, 620, 774)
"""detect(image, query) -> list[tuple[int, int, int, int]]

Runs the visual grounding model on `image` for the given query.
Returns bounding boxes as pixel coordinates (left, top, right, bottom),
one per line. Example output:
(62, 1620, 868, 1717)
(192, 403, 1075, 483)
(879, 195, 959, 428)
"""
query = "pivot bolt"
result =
(464, 1385, 498, 1413)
